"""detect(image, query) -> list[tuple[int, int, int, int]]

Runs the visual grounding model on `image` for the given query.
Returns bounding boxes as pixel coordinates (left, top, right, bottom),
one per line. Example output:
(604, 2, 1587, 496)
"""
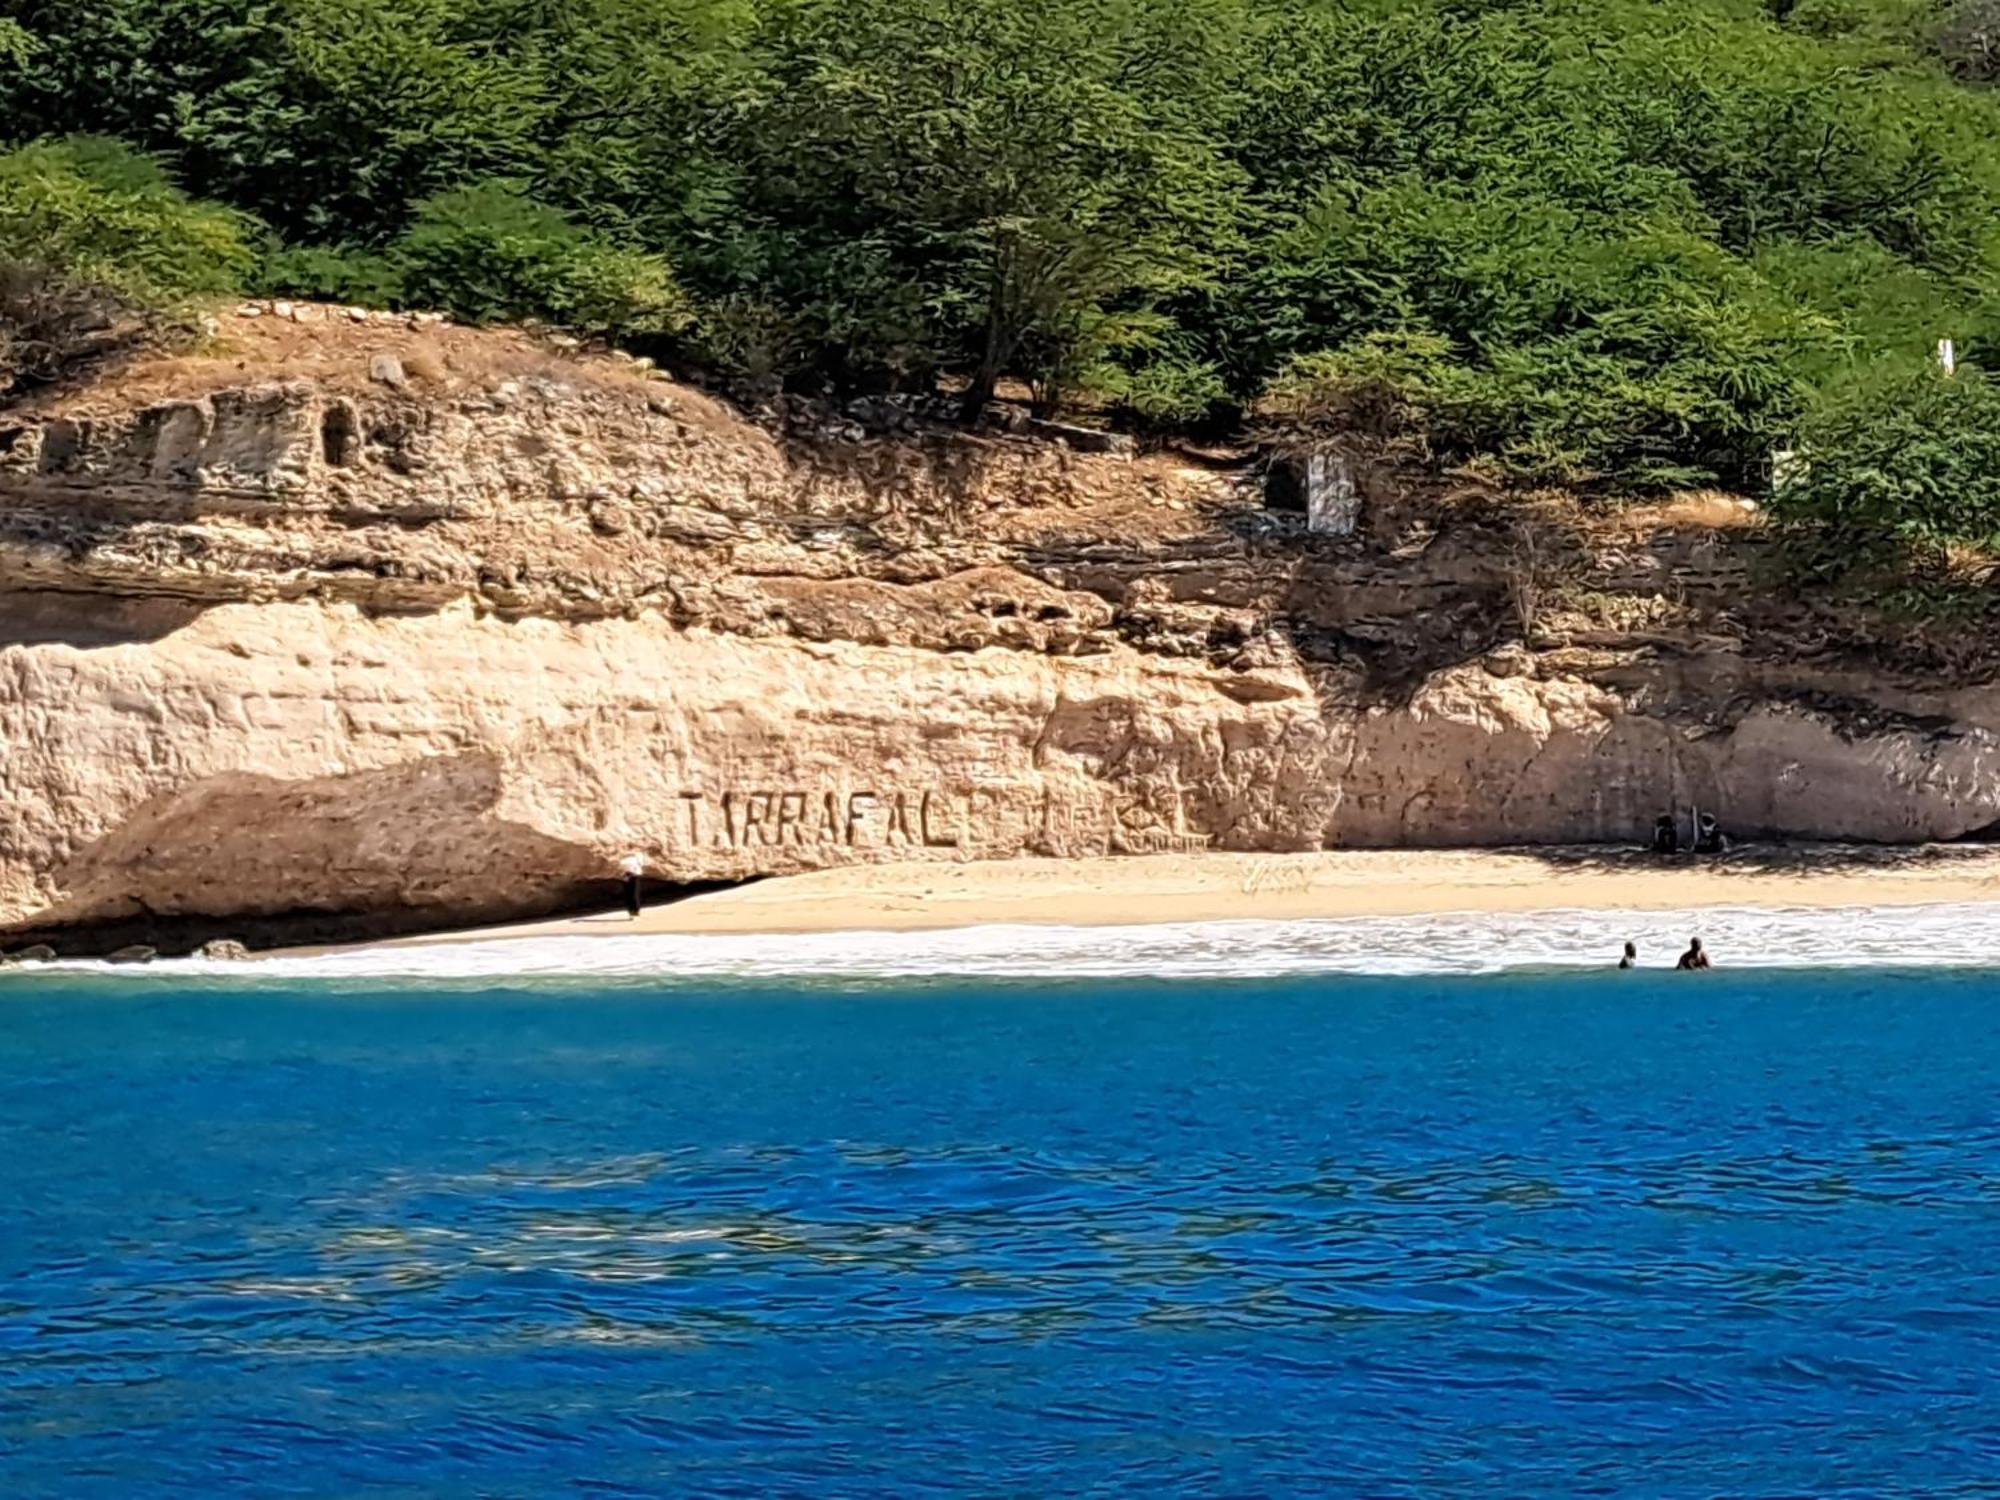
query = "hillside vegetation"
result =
(7, 0, 2000, 567)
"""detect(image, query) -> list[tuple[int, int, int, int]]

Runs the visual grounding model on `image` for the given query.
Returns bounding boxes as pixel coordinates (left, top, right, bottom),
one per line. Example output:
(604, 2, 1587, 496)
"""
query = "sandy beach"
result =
(389, 845, 2000, 948)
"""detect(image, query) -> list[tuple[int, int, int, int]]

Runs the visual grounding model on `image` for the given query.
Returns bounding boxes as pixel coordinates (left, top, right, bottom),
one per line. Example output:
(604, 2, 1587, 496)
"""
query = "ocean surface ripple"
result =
(3, 967, 1999, 1495)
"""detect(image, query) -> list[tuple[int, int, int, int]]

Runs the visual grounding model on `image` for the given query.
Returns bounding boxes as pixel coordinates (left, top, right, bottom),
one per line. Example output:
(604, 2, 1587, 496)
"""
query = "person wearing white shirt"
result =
(620, 852, 644, 919)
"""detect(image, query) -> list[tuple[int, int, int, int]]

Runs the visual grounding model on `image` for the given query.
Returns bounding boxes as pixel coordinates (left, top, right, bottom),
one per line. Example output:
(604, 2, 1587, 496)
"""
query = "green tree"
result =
(0, 136, 255, 399)
(395, 181, 690, 338)
(0, 135, 253, 296)
(12, 0, 2000, 514)
(0, 18, 33, 65)
(2, 0, 547, 243)
(735, 0, 1247, 414)
(1774, 361, 2000, 563)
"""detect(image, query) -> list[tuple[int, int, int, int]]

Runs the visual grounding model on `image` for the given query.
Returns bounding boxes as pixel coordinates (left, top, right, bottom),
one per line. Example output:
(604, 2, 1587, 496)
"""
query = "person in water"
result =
(1676, 937, 1710, 970)
(1619, 941, 1637, 969)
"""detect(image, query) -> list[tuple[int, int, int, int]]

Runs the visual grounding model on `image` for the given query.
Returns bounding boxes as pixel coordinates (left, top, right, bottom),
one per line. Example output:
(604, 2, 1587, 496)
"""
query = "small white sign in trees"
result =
(1304, 452, 1360, 536)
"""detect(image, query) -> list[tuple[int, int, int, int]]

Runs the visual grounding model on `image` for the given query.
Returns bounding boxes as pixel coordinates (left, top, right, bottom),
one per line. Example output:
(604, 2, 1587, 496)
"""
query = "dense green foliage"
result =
(1779, 362, 2000, 557)
(395, 183, 691, 337)
(0, 136, 252, 298)
(0, 135, 252, 397)
(7, 0, 2000, 553)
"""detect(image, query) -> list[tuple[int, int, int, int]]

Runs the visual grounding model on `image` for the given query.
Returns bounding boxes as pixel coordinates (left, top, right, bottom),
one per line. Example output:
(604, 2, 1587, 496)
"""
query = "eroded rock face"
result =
(0, 311, 1995, 941)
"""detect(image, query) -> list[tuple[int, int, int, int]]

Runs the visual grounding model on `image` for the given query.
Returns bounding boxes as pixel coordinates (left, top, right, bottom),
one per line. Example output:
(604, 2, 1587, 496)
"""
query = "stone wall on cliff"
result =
(0, 309, 1994, 944)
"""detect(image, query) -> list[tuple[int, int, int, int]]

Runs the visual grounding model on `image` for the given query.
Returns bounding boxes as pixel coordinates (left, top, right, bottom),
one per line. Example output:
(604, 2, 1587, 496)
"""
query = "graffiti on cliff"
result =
(677, 788, 964, 849)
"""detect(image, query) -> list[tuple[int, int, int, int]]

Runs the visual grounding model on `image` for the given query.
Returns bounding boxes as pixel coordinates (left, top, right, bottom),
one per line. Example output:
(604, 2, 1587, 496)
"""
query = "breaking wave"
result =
(47, 900, 2000, 982)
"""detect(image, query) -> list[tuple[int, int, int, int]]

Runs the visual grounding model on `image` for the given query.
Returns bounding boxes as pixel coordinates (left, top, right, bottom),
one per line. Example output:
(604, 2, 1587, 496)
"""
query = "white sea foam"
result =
(64, 900, 2000, 982)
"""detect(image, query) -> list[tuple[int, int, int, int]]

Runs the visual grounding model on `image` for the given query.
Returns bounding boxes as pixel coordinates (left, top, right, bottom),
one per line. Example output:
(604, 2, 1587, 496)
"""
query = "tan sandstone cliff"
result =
(0, 306, 1996, 949)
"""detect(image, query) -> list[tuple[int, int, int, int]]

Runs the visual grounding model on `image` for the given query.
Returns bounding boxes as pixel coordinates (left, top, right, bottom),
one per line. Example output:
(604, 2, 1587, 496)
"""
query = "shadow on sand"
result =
(1517, 841, 2000, 879)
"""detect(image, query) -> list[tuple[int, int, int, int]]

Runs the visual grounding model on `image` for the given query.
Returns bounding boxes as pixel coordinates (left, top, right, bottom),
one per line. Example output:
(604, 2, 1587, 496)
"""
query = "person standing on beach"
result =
(1676, 937, 1710, 970)
(621, 852, 645, 920)
(1619, 941, 1637, 969)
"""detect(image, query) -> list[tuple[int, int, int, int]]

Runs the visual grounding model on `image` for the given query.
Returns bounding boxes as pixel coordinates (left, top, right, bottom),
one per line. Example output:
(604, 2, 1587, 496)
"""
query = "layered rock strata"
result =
(0, 312, 1994, 944)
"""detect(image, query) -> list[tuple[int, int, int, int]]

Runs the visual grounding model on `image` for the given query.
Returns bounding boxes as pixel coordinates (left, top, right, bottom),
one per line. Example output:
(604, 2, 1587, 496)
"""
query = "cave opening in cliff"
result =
(319, 399, 361, 467)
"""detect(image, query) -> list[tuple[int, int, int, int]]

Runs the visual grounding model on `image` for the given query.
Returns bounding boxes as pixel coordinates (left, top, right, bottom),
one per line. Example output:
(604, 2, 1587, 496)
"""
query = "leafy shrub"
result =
(14, 0, 2000, 515)
(255, 243, 402, 307)
(0, 136, 254, 299)
(1770, 363, 2000, 564)
(0, 137, 254, 400)
(1109, 354, 1230, 431)
(679, 295, 809, 392)
(394, 183, 691, 339)
(1262, 224, 1821, 494)
(0, 17, 31, 66)
(1018, 304, 1229, 429)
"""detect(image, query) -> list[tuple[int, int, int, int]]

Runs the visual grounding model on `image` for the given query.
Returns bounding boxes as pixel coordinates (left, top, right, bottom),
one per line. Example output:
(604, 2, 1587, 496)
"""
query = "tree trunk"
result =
(1029, 377, 1059, 421)
(958, 250, 1012, 425)
(958, 361, 999, 426)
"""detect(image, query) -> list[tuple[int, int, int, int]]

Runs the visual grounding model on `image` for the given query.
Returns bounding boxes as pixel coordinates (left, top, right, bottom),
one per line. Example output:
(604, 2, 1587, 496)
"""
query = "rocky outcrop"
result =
(0, 309, 1995, 945)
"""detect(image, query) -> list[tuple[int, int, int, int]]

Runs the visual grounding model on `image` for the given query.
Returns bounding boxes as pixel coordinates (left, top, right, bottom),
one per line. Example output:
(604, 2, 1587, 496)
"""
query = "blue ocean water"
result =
(3, 967, 1998, 1496)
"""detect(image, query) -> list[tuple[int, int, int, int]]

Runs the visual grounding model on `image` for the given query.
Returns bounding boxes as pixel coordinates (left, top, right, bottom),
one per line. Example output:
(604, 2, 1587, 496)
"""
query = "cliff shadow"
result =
(1214, 507, 1525, 707)
(0, 589, 213, 648)
(0, 753, 758, 958)
(0, 876, 754, 959)
(774, 425, 1010, 529)
(1515, 841, 1995, 876)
